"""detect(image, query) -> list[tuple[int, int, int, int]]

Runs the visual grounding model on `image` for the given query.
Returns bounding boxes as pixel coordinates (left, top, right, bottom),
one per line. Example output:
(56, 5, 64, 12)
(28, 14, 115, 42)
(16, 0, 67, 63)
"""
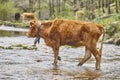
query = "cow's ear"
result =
(82, 24, 90, 33)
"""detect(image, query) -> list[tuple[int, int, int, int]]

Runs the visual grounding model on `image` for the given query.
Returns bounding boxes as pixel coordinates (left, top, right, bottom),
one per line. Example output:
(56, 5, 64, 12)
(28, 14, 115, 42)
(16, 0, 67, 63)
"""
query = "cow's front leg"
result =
(52, 47, 59, 65)
(78, 47, 91, 66)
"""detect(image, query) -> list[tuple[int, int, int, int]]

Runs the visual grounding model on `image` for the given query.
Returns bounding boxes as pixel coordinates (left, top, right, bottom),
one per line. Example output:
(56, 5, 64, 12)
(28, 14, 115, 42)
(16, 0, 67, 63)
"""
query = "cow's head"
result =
(27, 20, 53, 38)
(27, 20, 38, 37)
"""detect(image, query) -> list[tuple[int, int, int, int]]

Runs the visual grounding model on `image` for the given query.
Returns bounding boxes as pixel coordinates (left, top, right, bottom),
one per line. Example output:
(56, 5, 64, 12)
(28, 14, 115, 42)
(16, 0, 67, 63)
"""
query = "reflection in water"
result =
(0, 25, 28, 37)
(51, 65, 101, 80)
(52, 65, 60, 75)
(74, 68, 101, 80)
(51, 65, 64, 80)
(0, 30, 26, 37)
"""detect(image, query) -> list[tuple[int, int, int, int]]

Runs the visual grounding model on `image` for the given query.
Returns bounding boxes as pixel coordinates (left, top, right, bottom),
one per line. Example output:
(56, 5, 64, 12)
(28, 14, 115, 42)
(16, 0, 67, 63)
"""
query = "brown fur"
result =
(27, 19, 105, 70)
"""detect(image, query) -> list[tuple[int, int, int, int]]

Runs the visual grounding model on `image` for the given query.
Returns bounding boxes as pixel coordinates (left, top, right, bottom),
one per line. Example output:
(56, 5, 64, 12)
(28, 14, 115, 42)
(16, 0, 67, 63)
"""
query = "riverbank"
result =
(0, 20, 120, 46)
(0, 20, 28, 28)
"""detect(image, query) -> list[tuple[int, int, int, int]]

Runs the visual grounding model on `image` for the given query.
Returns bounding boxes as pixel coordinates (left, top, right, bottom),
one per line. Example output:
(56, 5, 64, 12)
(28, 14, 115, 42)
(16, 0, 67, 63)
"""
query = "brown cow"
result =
(27, 19, 105, 70)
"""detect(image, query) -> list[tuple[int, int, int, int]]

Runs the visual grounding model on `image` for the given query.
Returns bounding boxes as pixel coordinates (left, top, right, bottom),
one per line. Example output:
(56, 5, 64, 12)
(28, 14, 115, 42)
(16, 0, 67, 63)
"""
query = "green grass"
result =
(0, 20, 28, 28)
(93, 13, 120, 42)
(94, 13, 120, 26)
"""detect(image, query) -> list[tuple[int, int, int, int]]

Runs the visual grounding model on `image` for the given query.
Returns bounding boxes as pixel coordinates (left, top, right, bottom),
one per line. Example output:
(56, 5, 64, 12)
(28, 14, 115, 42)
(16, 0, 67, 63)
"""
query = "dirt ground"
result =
(0, 36, 120, 80)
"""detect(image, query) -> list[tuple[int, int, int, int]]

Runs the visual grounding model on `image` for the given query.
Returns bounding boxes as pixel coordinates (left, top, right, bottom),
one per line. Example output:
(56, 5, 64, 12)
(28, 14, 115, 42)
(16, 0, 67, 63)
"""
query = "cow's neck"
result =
(40, 26, 49, 40)
(39, 21, 53, 43)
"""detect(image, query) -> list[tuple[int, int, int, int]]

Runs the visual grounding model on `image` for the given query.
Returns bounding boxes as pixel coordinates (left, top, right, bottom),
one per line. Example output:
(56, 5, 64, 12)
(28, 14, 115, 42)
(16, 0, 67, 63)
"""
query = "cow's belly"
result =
(61, 39, 84, 47)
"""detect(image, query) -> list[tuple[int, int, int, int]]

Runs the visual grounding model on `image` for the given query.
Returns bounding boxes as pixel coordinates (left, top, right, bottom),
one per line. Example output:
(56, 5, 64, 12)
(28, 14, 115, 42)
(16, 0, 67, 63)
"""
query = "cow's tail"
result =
(99, 26, 105, 57)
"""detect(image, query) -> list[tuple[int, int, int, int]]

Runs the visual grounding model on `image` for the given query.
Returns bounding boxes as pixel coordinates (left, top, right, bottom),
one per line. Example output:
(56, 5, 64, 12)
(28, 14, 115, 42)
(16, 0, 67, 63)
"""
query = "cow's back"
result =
(48, 19, 84, 46)
(48, 19, 104, 47)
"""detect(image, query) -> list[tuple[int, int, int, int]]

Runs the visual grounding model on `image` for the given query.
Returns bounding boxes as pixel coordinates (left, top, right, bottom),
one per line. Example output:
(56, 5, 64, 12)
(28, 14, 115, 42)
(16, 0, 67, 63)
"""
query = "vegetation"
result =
(0, 44, 37, 50)
(0, 0, 19, 21)
(0, 0, 119, 20)
(0, 20, 28, 27)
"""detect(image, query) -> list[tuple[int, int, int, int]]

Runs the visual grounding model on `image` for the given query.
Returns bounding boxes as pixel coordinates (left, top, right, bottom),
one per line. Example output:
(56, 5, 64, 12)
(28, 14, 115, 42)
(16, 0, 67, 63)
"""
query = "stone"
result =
(115, 38, 120, 46)
(104, 38, 114, 44)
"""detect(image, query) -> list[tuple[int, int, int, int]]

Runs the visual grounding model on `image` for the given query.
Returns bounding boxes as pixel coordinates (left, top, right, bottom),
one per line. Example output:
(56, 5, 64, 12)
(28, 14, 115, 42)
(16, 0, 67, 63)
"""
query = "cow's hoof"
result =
(32, 44, 36, 47)
(58, 56, 61, 61)
(52, 62, 57, 66)
(78, 62, 83, 66)
(35, 59, 41, 62)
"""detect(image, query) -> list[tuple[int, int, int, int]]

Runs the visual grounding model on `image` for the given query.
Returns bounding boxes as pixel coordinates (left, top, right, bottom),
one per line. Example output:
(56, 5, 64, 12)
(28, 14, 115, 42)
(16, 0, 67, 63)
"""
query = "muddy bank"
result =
(0, 36, 120, 80)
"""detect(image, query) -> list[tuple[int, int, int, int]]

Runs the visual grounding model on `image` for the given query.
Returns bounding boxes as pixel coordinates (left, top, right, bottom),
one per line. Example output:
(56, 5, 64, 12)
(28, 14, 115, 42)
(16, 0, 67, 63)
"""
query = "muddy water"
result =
(0, 26, 120, 80)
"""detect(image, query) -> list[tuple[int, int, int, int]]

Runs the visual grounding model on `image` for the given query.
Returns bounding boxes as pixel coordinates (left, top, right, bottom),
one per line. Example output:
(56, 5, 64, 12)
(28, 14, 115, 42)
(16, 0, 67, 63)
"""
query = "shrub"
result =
(0, 1, 19, 21)
(106, 21, 120, 37)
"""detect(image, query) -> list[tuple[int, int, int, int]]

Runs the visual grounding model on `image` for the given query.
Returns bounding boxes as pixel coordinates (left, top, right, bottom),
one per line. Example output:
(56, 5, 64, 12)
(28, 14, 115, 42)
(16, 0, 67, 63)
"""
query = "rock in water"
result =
(115, 38, 120, 46)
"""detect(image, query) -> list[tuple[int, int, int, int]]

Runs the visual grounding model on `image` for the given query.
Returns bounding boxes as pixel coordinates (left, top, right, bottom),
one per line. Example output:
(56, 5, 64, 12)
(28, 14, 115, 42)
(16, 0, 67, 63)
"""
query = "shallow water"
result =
(0, 26, 120, 80)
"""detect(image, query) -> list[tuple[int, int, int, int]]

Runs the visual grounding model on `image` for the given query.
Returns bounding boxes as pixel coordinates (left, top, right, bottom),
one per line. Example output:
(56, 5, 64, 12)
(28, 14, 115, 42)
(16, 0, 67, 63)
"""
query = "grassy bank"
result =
(95, 14, 120, 38)
(0, 20, 28, 28)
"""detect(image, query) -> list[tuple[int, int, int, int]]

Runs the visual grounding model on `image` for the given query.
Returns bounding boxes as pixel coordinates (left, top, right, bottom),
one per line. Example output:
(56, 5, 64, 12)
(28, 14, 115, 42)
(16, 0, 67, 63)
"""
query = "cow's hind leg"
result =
(90, 47, 101, 70)
(78, 47, 91, 66)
